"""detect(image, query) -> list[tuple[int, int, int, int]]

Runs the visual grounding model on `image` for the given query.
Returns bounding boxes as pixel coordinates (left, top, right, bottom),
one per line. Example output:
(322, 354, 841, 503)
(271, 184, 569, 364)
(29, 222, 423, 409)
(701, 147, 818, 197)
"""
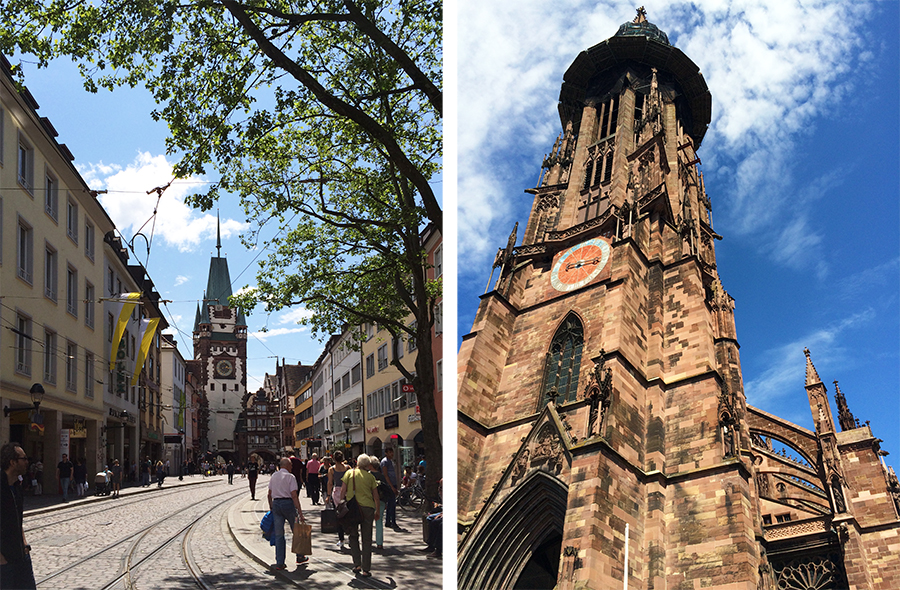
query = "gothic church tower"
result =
(458, 10, 753, 589)
(193, 215, 247, 459)
(458, 10, 900, 590)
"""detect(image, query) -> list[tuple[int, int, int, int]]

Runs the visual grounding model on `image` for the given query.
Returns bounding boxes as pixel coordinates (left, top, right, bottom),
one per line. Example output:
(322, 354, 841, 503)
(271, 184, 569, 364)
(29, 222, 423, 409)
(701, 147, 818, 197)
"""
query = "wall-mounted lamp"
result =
(4, 383, 45, 417)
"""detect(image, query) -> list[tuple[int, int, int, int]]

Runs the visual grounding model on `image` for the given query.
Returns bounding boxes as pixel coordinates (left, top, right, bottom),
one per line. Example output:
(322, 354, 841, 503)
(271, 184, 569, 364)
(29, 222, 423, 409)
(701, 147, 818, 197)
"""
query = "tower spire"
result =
(803, 347, 821, 386)
(216, 210, 222, 258)
(833, 380, 858, 431)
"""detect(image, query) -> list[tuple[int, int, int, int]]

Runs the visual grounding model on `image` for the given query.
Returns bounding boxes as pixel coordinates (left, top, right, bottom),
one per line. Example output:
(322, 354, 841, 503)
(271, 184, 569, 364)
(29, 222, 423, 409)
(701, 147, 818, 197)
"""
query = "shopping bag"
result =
(336, 496, 363, 528)
(321, 507, 339, 534)
(292, 521, 312, 555)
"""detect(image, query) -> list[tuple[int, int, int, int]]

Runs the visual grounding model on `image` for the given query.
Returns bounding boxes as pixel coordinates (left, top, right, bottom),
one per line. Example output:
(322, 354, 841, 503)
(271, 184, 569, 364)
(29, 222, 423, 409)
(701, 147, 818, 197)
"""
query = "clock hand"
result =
(565, 256, 602, 271)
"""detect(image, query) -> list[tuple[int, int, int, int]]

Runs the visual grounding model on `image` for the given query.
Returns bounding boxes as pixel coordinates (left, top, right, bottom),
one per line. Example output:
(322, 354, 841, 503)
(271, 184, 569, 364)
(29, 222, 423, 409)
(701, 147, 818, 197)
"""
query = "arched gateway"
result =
(459, 471, 567, 589)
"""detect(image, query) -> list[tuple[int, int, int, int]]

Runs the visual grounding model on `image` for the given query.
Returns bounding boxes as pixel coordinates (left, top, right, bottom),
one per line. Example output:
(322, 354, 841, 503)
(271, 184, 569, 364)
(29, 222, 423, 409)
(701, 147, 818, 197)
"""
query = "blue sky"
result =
(457, 1, 899, 462)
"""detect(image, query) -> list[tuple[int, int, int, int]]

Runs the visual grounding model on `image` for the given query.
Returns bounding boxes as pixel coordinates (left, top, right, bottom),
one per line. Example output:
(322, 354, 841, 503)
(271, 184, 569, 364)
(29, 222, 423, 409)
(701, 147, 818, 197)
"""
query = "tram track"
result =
(34, 485, 247, 590)
(24, 480, 221, 533)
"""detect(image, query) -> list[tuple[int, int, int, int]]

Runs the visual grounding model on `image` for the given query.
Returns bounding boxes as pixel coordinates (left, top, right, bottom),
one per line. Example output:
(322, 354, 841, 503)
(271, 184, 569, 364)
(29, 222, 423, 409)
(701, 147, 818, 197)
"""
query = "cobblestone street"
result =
(23, 474, 443, 589)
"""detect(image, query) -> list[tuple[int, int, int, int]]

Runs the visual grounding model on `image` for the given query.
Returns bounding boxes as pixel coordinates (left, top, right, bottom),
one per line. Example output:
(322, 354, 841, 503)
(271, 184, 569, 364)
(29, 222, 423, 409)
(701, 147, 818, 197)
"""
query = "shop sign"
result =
(384, 414, 399, 429)
(366, 426, 379, 434)
(70, 419, 87, 438)
(402, 384, 415, 393)
(60, 429, 70, 457)
(407, 414, 421, 423)
(148, 431, 159, 440)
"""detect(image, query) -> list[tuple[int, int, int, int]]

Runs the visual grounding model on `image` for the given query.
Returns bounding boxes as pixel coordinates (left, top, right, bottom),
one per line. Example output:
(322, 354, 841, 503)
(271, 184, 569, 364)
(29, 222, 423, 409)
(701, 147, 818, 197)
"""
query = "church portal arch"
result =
(459, 470, 568, 590)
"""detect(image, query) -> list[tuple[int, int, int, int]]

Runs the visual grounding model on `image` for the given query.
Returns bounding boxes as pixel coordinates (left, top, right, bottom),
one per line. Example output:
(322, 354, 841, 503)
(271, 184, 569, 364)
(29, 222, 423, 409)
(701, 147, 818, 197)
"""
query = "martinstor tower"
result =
(458, 10, 900, 590)
(193, 216, 247, 460)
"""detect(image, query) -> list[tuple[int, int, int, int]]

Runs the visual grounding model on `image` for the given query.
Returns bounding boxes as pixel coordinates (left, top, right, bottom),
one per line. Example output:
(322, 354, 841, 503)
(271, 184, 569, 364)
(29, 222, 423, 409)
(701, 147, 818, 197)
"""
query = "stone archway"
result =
(459, 470, 568, 590)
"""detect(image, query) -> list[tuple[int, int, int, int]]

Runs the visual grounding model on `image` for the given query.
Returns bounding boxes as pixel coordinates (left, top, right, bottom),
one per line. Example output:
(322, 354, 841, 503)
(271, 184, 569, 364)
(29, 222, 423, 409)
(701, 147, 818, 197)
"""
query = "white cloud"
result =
(174, 275, 190, 287)
(81, 152, 247, 252)
(457, 0, 874, 277)
(248, 327, 310, 342)
(278, 307, 315, 325)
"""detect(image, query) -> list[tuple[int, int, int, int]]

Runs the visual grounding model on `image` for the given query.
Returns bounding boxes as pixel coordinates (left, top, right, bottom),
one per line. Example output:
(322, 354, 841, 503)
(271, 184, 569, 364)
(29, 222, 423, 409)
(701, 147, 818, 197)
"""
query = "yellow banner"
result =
(131, 317, 160, 386)
(108, 293, 142, 371)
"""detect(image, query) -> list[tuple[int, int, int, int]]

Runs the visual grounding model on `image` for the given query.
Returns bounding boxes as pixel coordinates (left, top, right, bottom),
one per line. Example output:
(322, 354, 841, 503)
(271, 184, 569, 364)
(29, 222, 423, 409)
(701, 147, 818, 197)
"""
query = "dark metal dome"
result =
(614, 14, 670, 46)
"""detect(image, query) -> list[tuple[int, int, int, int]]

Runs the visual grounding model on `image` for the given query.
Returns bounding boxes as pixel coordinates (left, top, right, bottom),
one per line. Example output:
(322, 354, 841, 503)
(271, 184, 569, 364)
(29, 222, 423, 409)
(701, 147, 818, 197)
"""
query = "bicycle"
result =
(397, 483, 427, 512)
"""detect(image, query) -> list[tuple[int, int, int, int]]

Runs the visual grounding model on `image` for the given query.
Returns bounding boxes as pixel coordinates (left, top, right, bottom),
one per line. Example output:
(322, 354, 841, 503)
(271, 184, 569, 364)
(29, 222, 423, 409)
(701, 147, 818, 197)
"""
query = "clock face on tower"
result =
(550, 237, 611, 292)
(215, 359, 235, 378)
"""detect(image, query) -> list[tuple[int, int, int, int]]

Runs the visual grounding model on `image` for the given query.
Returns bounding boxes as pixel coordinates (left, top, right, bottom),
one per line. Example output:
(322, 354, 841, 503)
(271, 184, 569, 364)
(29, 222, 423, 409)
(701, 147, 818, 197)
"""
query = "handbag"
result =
(292, 521, 312, 555)
(336, 469, 364, 528)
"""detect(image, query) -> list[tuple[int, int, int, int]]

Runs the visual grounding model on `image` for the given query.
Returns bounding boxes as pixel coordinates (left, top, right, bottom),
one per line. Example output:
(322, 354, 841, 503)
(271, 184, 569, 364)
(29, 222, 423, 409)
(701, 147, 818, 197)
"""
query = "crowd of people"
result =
(260, 448, 439, 577)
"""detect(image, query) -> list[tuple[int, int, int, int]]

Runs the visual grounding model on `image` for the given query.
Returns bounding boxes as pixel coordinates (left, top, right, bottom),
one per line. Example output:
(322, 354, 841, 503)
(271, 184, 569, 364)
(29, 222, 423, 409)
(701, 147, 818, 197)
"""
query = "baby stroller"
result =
(95, 470, 111, 496)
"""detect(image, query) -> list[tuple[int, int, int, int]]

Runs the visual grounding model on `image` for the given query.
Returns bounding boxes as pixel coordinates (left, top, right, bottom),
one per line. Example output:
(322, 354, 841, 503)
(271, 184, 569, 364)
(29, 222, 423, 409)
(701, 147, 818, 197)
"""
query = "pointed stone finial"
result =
(833, 380, 857, 431)
(634, 6, 647, 23)
(804, 348, 821, 386)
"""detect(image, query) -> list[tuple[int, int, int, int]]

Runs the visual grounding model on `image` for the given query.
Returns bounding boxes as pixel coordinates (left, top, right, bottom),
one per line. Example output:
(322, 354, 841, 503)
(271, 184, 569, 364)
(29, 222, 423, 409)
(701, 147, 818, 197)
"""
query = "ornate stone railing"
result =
(763, 515, 830, 542)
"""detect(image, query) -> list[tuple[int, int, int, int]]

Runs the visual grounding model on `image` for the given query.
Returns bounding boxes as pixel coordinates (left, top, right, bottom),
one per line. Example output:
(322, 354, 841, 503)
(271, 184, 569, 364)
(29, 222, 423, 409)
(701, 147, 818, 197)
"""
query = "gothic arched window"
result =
(540, 314, 584, 408)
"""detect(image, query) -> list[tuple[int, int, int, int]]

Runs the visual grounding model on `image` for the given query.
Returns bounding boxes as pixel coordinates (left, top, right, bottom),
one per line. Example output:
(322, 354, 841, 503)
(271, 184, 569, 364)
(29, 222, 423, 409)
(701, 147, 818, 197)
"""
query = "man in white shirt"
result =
(268, 457, 307, 569)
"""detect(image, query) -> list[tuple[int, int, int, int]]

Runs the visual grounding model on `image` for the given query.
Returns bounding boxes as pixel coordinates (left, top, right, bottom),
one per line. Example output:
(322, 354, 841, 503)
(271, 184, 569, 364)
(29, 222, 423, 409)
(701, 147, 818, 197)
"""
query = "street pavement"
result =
(23, 473, 444, 589)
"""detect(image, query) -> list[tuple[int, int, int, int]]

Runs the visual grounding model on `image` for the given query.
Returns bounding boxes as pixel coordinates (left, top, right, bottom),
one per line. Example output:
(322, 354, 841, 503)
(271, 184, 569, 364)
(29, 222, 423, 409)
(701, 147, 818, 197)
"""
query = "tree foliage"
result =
(0, 0, 443, 496)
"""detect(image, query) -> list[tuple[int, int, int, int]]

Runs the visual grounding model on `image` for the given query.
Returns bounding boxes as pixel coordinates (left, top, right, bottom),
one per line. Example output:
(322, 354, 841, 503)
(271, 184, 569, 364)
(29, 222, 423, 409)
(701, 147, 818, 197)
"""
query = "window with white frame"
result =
(17, 134, 34, 193)
(366, 323, 374, 340)
(84, 219, 95, 261)
(366, 353, 375, 377)
(85, 282, 95, 328)
(44, 329, 57, 384)
(107, 267, 115, 296)
(66, 265, 78, 317)
(66, 340, 77, 392)
(351, 363, 361, 384)
(84, 351, 95, 398)
(377, 344, 388, 370)
(44, 244, 58, 302)
(45, 171, 59, 220)
(408, 322, 417, 352)
(334, 378, 342, 397)
(393, 335, 404, 359)
(434, 244, 443, 278)
(342, 371, 350, 391)
(66, 195, 78, 243)
(17, 217, 33, 284)
(15, 314, 32, 375)
(434, 301, 442, 335)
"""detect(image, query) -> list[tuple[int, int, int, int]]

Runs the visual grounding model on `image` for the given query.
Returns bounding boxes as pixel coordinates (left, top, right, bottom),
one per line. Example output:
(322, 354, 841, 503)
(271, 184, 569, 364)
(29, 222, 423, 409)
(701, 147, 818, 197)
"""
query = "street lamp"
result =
(4, 383, 45, 417)
(342, 416, 352, 450)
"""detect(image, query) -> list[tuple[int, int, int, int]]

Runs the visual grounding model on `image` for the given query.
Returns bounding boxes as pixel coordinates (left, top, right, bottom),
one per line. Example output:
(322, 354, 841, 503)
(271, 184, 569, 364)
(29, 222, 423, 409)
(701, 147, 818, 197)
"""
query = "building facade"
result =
(1, 53, 166, 491)
(457, 11, 900, 590)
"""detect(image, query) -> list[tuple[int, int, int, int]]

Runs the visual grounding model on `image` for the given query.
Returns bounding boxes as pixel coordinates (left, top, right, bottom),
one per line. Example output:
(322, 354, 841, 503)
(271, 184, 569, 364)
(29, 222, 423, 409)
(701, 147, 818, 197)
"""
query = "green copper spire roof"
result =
(198, 216, 246, 328)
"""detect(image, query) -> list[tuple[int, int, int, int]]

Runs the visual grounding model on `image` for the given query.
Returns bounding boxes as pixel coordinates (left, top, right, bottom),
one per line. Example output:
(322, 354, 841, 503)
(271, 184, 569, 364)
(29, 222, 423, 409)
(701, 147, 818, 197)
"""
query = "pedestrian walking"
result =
(247, 458, 260, 500)
(328, 451, 349, 550)
(340, 454, 380, 578)
(56, 453, 74, 502)
(289, 452, 304, 495)
(1, 443, 37, 590)
(306, 453, 321, 504)
(318, 456, 331, 508)
(156, 461, 165, 488)
(380, 447, 400, 528)
(226, 461, 235, 484)
(32, 460, 43, 496)
(110, 460, 123, 497)
(366, 458, 388, 550)
(142, 457, 152, 487)
(73, 458, 87, 498)
(268, 457, 308, 570)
